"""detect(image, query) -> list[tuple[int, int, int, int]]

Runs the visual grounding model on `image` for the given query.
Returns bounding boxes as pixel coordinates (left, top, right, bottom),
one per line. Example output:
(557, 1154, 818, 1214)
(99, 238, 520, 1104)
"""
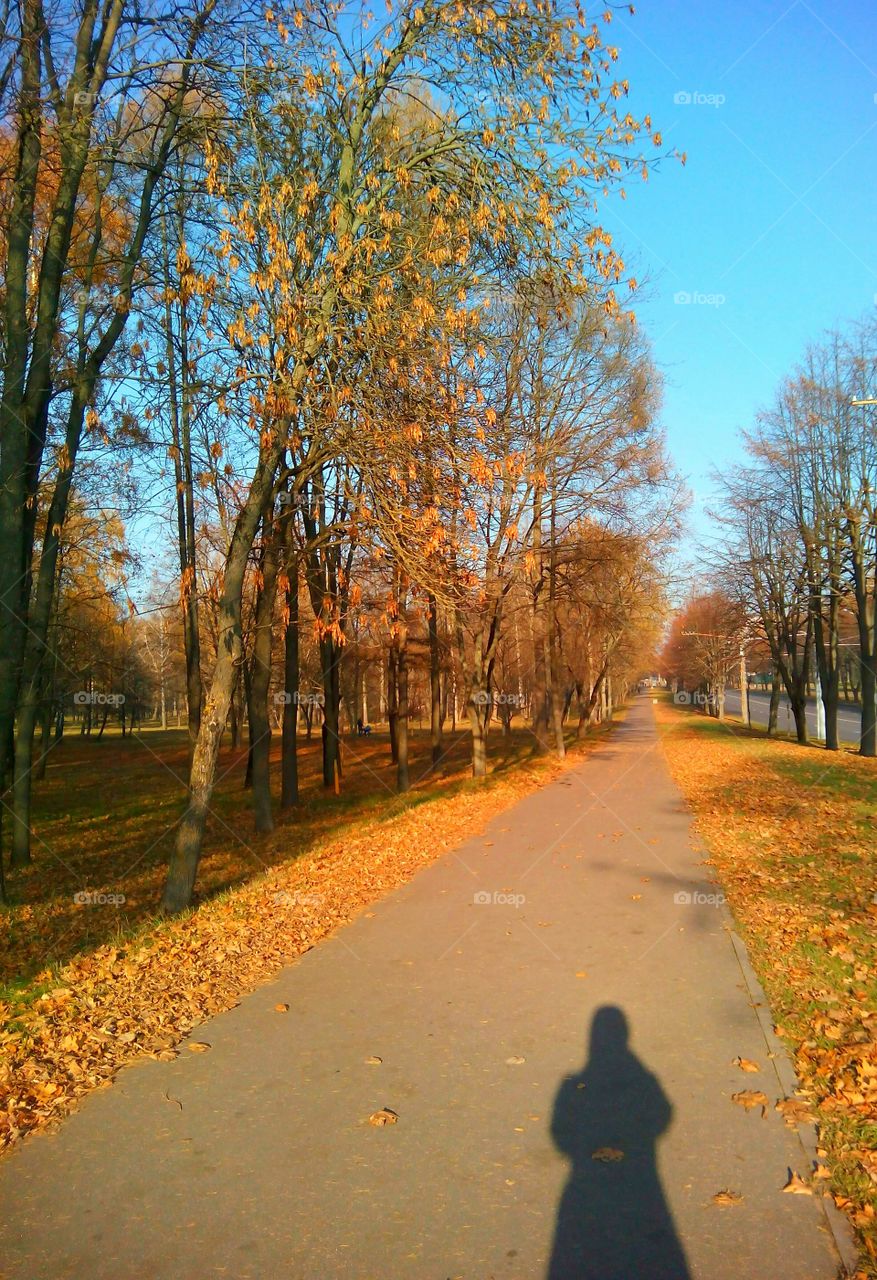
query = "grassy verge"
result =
(656, 698, 877, 1276)
(1, 719, 614, 1155)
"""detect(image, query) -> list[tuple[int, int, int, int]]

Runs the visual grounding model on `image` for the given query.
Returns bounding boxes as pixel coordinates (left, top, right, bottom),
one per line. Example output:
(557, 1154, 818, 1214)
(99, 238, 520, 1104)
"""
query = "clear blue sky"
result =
(599, 0, 877, 540)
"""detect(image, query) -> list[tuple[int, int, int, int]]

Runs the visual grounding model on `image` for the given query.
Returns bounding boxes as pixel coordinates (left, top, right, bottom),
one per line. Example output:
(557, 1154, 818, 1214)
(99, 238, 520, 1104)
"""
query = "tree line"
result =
(663, 315, 877, 753)
(0, 0, 681, 910)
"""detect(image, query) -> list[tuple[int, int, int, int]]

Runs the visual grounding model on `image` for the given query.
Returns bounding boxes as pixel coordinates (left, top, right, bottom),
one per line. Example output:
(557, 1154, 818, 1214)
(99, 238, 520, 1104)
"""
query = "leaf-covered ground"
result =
(657, 699, 877, 1277)
(1, 721, 609, 1156)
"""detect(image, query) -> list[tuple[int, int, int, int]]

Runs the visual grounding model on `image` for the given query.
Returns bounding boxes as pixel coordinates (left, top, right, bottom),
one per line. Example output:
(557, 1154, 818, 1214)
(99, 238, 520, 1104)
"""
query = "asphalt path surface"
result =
(0, 699, 853, 1279)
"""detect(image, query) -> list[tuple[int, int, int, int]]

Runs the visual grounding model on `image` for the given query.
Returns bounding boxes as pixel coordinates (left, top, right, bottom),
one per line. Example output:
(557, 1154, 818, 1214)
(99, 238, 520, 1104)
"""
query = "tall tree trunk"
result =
(468, 698, 489, 778)
(249, 505, 279, 833)
(160, 437, 284, 913)
(10, 391, 89, 865)
(396, 620, 409, 793)
(790, 697, 808, 744)
(163, 209, 203, 749)
(547, 478, 565, 757)
(768, 670, 781, 735)
(319, 636, 343, 788)
(428, 591, 442, 769)
(36, 700, 52, 781)
(9, 697, 38, 867)
(229, 670, 242, 750)
(529, 485, 550, 752)
(280, 556, 299, 809)
(0, 0, 49, 863)
(243, 664, 254, 790)
(387, 646, 399, 764)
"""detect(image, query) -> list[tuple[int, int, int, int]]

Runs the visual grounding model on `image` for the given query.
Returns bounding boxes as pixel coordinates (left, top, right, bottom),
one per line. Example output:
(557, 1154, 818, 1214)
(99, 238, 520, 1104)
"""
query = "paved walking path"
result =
(0, 699, 852, 1279)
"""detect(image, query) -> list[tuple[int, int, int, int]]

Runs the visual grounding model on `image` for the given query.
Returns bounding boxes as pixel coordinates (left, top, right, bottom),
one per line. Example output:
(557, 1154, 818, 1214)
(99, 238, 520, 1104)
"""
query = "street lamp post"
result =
(739, 641, 750, 727)
(814, 667, 825, 742)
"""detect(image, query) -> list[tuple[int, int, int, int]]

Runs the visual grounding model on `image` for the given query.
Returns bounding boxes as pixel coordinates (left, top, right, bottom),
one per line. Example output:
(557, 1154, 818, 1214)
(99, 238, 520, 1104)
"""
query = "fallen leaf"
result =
(712, 1189, 743, 1207)
(505, 1056, 525, 1065)
(775, 1097, 813, 1126)
(782, 1172, 812, 1195)
(187, 1041, 211, 1053)
(274, 1003, 289, 1013)
(591, 1147, 624, 1162)
(732, 1056, 760, 1073)
(364, 1055, 382, 1065)
(368, 1108, 398, 1126)
(731, 1089, 768, 1111)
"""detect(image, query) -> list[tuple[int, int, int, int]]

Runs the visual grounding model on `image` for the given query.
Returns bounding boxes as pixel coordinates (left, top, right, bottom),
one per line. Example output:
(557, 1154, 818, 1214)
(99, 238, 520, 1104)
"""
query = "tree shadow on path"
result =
(548, 1005, 692, 1280)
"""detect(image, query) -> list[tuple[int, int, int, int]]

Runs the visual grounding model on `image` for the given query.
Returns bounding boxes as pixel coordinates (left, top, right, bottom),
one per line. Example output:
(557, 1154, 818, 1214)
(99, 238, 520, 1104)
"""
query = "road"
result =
(722, 687, 864, 743)
(0, 699, 852, 1279)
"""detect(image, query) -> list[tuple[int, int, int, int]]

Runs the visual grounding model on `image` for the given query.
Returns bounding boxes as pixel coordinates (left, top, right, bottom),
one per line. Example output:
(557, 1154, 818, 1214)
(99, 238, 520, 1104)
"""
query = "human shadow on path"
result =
(548, 1006, 692, 1280)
